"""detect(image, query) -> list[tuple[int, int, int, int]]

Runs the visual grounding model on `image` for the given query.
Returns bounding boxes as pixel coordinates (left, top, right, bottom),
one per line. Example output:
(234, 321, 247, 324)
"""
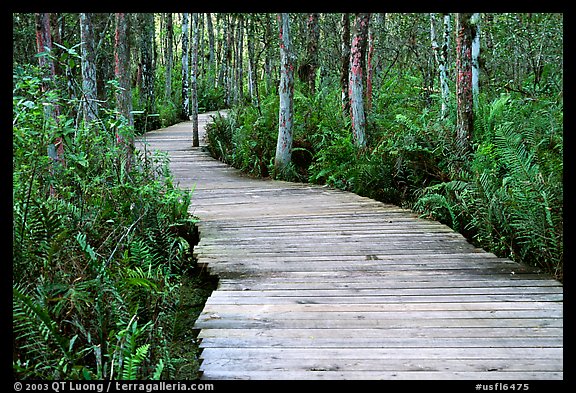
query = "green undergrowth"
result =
(13, 64, 216, 379)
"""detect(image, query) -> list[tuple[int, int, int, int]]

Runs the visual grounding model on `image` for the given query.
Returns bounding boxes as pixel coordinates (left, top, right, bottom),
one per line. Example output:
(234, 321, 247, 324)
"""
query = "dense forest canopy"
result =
(13, 12, 562, 380)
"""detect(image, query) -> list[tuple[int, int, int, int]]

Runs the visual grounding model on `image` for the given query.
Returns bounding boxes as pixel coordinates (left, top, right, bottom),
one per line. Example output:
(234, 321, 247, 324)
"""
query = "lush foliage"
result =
(205, 34, 563, 281)
(13, 64, 203, 379)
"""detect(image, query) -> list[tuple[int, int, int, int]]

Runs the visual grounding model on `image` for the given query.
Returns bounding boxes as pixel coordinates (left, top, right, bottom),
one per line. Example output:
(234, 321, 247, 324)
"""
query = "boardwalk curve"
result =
(139, 112, 563, 380)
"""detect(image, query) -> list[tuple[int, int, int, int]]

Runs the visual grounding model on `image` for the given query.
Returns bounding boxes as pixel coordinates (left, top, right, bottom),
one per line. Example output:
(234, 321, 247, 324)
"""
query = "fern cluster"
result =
(13, 64, 201, 379)
(414, 94, 563, 280)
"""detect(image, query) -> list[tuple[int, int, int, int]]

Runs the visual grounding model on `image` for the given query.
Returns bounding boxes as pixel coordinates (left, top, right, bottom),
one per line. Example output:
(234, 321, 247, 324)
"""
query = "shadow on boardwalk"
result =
(138, 111, 563, 380)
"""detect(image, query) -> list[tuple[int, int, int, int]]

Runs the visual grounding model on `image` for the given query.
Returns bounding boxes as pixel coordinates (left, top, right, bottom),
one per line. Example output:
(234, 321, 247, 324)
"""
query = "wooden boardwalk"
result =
(138, 111, 563, 380)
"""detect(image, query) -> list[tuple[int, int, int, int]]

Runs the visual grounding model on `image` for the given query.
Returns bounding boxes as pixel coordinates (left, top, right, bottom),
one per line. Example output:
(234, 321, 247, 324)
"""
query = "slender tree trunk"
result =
(139, 13, 155, 130)
(275, 13, 295, 174)
(373, 13, 385, 76)
(164, 13, 173, 102)
(50, 13, 63, 76)
(304, 13, 320, 93)
(80, 13, 98, 124)
(247, 16, 260, 109)
(471, 13, 481, 109)
(114, 12, 134, 165)
(444, 13, 452, 74)
(234, 14, 244, 105)
(349, 13, 370, 149)
(217, 14, 226, 89)
(430, 13, 450, 118)
(35, 12, 63, 197)
(225, 15, 234, 107)
(264, 14, 274, 95)
(181, 12, 190, 119)
(35, 13, 57, 103)
(456, 13, 474, 155)
(340, 13, 351, 114)
(198, 13, 205, 78)
(191, 13, 200, 147)
(206, 13, 216, 87)
(366, 23, 375, 112)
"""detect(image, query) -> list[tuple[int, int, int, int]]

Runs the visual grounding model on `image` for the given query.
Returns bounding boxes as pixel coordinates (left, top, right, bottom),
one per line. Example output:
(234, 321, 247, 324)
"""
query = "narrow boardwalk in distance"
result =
(138, 112, 563, 380)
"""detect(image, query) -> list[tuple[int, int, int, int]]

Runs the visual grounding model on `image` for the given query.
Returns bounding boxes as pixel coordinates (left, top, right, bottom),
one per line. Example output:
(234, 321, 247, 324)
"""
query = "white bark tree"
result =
(275, 13, 295, 174)
(348, 13, 370, 149)
(471, 12, 481, 109)
(340, 13, 351, 115)
(181, 12, 190, 119)
(430, 13, 451, 118)
(164, 13, 173, 102)
(191, 13, 200, 147)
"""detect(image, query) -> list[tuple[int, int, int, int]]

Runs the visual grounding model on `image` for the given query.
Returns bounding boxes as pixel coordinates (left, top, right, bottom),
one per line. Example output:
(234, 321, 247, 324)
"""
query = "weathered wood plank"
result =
(197, 347, 563, 360)
(197, 336, 563, 349)
(197, 327, 564, 339)
(193, 317, 562, 330)
(198, 370, 563, 380)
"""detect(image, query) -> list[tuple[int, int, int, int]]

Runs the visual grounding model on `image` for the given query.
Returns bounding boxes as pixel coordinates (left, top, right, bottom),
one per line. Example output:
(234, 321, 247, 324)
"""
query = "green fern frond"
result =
(13, 284, 72, 378)
(122, 344, 150, 380)
(151, 359, 164, 380)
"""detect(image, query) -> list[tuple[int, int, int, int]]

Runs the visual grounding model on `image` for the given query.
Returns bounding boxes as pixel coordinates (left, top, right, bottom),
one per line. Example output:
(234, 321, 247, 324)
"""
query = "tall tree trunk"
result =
(114, 13, 134, 163)
(366, 23, 375, 112)
(191, 13, 200, 147)
(275, 13, 295, 174)
(456, 13, 474, 156)
(35, 13, 57, 99)
(198, 13, 205, 78)
(443, 13, 452, 74)
(80, 13, 98, 124)
(340, 13, 351, 114)
(164, 13, 173, 102)
(373, 13, 385, 76)
(181, 12, 190, 119)
(35, 12, 63, 197)
(216, 14, 226, 89)
(49, 13, 63, 76)
(247, 16, 260, 110)
(234, 14, 244, 105)
(471, 13, 481, 109)
(430, 13, 450, 118)
(225, 15, 234, 107)
(206, 13, 216, 87)
(349, 13, 370, 149)
(139, 13, 155, 130)
(264, 13, 275, 95)
(304, 13, 320, 94)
